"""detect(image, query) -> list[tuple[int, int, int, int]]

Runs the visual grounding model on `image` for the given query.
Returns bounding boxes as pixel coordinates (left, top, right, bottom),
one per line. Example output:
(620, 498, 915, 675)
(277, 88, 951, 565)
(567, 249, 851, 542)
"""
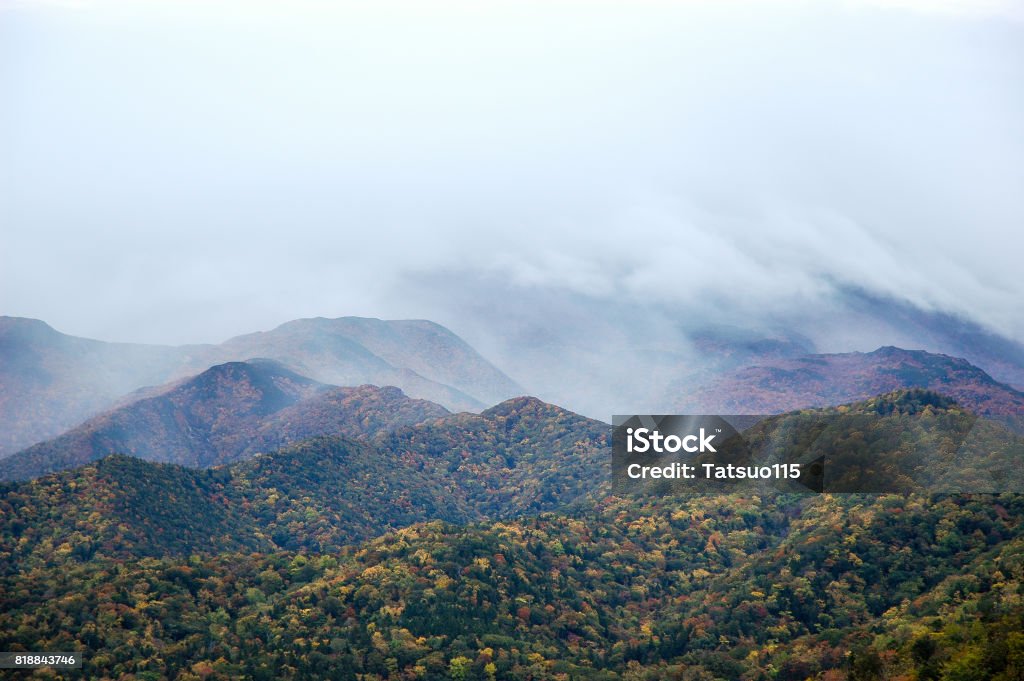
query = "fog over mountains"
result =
(3, 1, 1022, 352)
(3, 295, 1024, 482)
(406, 283, 1024, 418)
(0, 315, 519, 459)
(2, 3, 1023, 678)
(0, 360, 454, 481)
(3, 0, 1021, 429)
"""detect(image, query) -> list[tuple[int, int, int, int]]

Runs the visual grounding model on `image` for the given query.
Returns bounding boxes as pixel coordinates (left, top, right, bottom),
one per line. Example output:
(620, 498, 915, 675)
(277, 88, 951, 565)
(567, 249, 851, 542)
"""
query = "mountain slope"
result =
(251, 383, 450, 456)
(0, 361, 449, 481)
(0, 395, 609, 570)
(0, 316, 204, 457)
(0, 316, 520, 459)
(0, 455, 256, 563)
(377, 396, 610, 517)
(678, 346, 1024, 415)
(5, 390, 1021, 573)
(835, 287, 1024, 390)
(3, 392, 1024, 678)
(2, 487, 1022, 679)
(211, 316, 522, 411)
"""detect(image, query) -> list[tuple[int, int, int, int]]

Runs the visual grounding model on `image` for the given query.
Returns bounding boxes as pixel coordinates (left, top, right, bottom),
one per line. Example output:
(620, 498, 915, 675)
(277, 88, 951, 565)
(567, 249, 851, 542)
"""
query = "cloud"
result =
(0, 0, 1021, 346)
(848, 0, 1024, 21)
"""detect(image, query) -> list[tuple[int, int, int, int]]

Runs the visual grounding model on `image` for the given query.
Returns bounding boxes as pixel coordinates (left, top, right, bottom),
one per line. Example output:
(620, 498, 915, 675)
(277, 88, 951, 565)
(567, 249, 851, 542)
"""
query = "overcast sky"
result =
(2, 0, 1022, 345)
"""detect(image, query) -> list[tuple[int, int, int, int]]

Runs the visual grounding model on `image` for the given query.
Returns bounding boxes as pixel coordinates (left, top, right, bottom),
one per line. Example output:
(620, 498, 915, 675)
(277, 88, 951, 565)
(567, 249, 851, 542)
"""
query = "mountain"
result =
(0, 395, 609, 570)
(832, 287, 1024, 391)
(0, 360, 452, 482)
(2, 470, 1022, 678)
(744, 388, 1024, 494)
(3, 391, 1024, 679)
(415, 280, 1024, 417)
(0, 316, 206, 458)
(0, 316, 521, 459)
(239, 317, 521, 404)
(677, 346, 1024, 416)
(205, 317, 522, 411)
(5, 390, 1021, 572)
(251, 382, 450, 455)
(376, 396, 610, 517)
(0, 437, 466, 570)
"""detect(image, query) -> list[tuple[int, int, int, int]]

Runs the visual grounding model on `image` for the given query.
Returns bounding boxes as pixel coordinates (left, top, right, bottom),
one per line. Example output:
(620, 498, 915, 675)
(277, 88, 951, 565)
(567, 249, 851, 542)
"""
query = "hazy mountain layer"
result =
(0, 360, 452, 482)
(0, 317, 206, 457)
(0, 315, 521, 459)
(677, 346, 1024, 415)
(217, 317, 522, 406)
(419, 282, 1024, 417)
(204, 317, 521, 411)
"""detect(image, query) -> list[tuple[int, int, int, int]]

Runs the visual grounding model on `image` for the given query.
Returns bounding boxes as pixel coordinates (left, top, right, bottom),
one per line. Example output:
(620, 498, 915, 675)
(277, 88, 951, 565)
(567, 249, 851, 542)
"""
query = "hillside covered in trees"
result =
(1, 391, 1023, 679)
(0, 360, 453, 482)
(1, 492, 1022, 679)
(0, 396, 610, 572)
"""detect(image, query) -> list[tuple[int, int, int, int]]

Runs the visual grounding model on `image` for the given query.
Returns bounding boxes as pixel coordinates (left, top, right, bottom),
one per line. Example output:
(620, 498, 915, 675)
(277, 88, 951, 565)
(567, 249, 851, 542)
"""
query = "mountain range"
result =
(1, 391, 1022, 679)
(0, 359, 453, 481)
(0, 395, 609, 572)
(2, 308, 1024, 679)
(439, 285, 1024, 417)
(5, 313, 1024, 484)
(5, 388, 1020, 574)
(0, 315, 521, 460)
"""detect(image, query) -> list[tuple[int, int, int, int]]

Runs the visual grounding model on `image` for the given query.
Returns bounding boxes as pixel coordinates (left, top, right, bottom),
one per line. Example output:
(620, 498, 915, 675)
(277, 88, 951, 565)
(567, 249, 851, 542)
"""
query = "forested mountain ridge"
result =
(0, 360, 450, 482)
(1, 492, 1021, 679)
(0, 316, 521, 460)
(740, 388, 1024, 494)
(5, 389, 1022, 574)
(2, 391, 1023, 679)
(0, 396, 610, 573)
(376, 396, 610, 516)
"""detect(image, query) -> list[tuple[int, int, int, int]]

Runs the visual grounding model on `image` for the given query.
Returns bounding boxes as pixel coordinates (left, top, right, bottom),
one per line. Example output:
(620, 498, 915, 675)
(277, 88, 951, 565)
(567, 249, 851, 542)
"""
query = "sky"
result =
(2, 0, 1022, 346)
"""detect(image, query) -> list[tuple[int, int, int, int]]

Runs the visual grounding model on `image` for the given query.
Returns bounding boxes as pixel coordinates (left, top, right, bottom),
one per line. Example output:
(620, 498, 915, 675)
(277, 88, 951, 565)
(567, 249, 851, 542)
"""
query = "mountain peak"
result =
(181, 359, 322, 410)
(0, 316, 61, 342)
(679, 346, 1024, 416)
(219, 316, 521, 410)
(482, 395, 566, 418)
(0, 314, 520, 460)
(0, 363, 458, 481)
(193, 357, 310, 383)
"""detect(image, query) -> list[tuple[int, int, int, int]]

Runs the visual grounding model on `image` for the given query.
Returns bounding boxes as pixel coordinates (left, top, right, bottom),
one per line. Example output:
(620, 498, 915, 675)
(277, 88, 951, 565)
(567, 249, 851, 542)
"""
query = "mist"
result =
(2, 0, 1022, 363)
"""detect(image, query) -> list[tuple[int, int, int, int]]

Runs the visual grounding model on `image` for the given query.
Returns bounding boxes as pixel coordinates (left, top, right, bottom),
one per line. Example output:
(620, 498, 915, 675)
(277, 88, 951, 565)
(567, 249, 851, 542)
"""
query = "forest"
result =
(1, 391, 1023, 679)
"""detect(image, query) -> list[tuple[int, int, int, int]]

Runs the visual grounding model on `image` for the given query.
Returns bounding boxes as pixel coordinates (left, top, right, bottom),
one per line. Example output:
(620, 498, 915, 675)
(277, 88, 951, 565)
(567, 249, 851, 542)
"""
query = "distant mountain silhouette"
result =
(417, 282, 1024, 417)
(0, 316, 520, 459)
(0, 317, 204, 457)
(826, 287, 1024, 391)
(0, 360, 449, 481)
(677, 346, 1024, 415)
(207, 316, 522, 410)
